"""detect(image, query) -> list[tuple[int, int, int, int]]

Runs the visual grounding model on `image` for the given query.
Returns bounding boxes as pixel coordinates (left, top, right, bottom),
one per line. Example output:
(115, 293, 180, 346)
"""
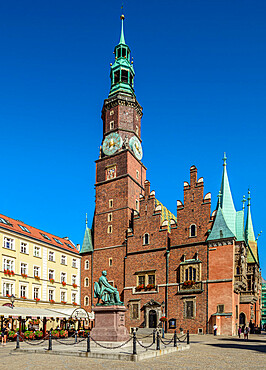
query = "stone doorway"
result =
(239, 312, 246, 326)
(148, 310, 157, 328)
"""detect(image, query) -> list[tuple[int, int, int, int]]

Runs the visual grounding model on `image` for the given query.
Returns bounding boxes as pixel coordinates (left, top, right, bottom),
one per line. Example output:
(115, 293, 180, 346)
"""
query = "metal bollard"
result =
(133, 331, 137, 355)
(48, 330, 52, 351)
(174, 330, 177, 347)
(16, 333, 20, 349)
(156, 330, 160, 351)
(75, 330, 78, 344)
(153, 329, 156, 344)
(87, 331, 90, 353)
(187, 330, 190, 345)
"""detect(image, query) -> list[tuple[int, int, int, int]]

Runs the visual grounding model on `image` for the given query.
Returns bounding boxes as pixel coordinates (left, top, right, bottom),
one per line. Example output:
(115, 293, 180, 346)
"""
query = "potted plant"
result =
(145, 284, 155, 290)
(21, 296, 27, 300)
(183, 280, 195, 288)
(24, 331, 35, 340)
(49, 278, 55, 284)
(160, 316, 168, 322)
(73, 302, 78, 306)
(35, 298, 40, 302)
(135, 284, 145, 292)
(72, 283, 77, 288)
(21, 273, 27, 278)
(34, 275, 40, 281)
(35, 330, 43, 339)
(62, 281, 66, 286)
(61, 301, 67, 305)
(49, 299, 55, 304)
(51, 330, 60, 338)
(60, 330, 68, 338)
(8, 331, 17, 340)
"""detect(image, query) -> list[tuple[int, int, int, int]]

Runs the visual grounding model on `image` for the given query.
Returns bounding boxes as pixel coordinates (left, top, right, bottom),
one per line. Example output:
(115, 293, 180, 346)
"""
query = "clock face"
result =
(102, 133, 123, 156)
(129, 136, 143, 160)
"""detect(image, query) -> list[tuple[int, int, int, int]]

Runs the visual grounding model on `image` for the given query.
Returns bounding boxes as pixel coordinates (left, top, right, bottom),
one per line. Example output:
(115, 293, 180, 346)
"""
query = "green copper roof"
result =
(219, 153, 236, 235)
(207, 206, 235, 241)
(245, 190, 256, 242)
(119, 15, 126, 44)
(235, 210, 245, 241)
(155, 198, 177, 233)
(109, 15, 135, 98)
(80, 225, 93, 254)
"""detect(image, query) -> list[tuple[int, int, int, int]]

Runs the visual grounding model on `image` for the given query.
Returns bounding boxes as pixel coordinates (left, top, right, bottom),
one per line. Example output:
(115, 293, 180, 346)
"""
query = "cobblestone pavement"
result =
(1, 334, 266, 369)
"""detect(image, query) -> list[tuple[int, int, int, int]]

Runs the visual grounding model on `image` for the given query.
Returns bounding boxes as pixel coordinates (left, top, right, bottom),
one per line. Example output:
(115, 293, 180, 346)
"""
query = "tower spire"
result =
(245, 189, 256, 242)
(119, 14, 126, 45)
(219, 153, 236, 234)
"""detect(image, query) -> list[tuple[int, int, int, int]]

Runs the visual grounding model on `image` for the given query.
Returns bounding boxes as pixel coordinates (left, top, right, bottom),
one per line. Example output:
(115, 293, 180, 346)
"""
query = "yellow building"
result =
(0, 213, 81, 324)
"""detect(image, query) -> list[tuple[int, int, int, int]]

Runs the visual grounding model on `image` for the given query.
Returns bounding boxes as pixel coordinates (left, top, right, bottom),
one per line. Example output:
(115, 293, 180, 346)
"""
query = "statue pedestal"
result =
(91, 305, 129, 342)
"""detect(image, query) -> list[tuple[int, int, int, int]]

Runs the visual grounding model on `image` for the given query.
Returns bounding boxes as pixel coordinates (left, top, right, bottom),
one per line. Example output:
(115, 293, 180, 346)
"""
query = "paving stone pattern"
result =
(1, 334, 266, 369)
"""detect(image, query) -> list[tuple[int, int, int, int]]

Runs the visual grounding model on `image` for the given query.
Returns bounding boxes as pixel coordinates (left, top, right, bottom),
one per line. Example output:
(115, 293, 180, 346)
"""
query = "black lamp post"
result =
(10, 294, 16, 309)
(161, 301, 165, 338)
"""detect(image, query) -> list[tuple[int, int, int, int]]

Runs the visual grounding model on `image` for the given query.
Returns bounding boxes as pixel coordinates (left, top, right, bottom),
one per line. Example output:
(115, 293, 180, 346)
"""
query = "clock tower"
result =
(92, 15, 146, 296)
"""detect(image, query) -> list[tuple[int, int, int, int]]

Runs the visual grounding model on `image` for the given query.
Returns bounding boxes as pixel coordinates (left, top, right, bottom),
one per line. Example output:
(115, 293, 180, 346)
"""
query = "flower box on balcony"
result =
(34, 298, 40, 302)
(73, 302, 78, 306)
(61, 301, 67, 305)
(49, 299, 55, 304)
(49, 279, 55, 284)
(21, 273, 27, 278)
(34, 275, 40, 281)
(160, 316, 168, 322)
(145, 284, 155, 290)
(183, 280, 195, 287)
(21, 296, 27, 300)
(4, 269, 15, 277)
(62, 281, 66, 286)
(135, 284, 145, 292)
(72, 283, 77, 288)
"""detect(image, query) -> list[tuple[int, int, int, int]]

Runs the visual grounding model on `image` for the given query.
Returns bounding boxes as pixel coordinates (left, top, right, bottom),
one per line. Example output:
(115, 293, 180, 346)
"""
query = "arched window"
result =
(84, 278, 89, 287)
(189, 224, 197, 237)
(85, 260, 89, 270)
(84, 296, 89, 306)
(236, 266, 240, 275)
(143, 233, 150, 245)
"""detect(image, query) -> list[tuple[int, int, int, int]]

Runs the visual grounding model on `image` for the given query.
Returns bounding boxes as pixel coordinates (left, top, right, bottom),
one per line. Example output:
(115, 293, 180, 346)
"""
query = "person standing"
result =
(213, 324, 218, 336)
(238, 326, 241, 338)
(1, 324, 8, 346)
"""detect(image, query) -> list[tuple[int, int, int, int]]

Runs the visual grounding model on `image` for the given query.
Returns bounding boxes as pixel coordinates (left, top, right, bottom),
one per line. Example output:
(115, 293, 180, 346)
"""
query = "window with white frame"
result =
(72, 259, 77, 268)
(33, 287, 39, 299)
(20, 263, 27, 275)
(143, 233, 150, 245)
(48, 251, 55, 261)
(61, 272, 66, 283)
(3, 282, 14, 296)
(34, 246, 40, 257)
(20, 242, 28, 254)
(33, 266, 40, 277)
(85, 260, 89, 270)
(72, 292, 76, 303)
(61, 291, 66, 302)
(72, 275, 76, 285)
(48, 269, 54, 280)
(189, 224, 197, 237)
(48, 290, 54, 301)
(4, 237, 15, 250)
(3, 258, 14, 271)
(84, 277, 89, 287)
(61, 255, 66, 265)
(20, 285, 27, 298)
(84, 296, 89, 306)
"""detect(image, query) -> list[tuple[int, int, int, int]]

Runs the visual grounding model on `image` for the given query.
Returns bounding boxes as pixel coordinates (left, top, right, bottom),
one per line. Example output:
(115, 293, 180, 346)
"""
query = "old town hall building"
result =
(80, 15, 261, 335)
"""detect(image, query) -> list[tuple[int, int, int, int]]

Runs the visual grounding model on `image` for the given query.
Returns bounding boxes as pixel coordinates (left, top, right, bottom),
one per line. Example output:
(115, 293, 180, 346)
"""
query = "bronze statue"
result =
(94, 271, 123, 305)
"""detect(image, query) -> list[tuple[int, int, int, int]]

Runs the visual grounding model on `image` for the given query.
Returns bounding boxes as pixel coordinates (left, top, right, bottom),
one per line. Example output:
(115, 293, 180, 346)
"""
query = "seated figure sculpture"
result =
(94, 270, 123, 305)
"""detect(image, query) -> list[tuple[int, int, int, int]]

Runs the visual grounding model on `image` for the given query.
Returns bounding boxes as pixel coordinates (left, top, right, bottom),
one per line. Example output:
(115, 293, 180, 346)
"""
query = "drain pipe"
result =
(165, 240, 170, 333)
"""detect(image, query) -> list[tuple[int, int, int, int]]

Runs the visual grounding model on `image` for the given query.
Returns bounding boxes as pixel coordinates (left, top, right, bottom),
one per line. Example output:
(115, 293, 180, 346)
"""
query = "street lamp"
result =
(10, 294, 16, 309)
(161, 301, 165, 338)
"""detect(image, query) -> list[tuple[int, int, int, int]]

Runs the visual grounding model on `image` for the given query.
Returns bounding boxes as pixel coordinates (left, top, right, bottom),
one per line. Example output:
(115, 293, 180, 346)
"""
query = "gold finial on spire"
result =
(85, 213, 88, 226)
(120, 14, 125, 20)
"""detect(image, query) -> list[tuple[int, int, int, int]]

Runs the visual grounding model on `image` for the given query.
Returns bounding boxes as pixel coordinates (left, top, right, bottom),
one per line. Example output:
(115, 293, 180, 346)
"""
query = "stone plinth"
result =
(91, 305, 129, 342)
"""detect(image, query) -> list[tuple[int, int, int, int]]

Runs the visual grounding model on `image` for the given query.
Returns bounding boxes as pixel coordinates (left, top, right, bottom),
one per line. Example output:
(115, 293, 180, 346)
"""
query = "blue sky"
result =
(0, 1, 265, 273)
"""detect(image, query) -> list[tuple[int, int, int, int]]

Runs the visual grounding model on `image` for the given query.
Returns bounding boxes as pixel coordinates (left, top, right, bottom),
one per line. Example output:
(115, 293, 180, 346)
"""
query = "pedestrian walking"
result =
(1, 324, 8, 346)
(213, 324, 218, 336)
(238, 326, 241, 338)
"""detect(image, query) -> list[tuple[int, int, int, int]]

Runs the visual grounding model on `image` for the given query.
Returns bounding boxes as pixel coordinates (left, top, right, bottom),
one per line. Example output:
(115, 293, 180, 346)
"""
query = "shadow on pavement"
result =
(206, 341, 266, 354)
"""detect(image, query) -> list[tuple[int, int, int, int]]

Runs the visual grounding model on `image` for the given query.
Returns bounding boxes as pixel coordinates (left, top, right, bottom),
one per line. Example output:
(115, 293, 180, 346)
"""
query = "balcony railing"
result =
(177, 281, 203, 294)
